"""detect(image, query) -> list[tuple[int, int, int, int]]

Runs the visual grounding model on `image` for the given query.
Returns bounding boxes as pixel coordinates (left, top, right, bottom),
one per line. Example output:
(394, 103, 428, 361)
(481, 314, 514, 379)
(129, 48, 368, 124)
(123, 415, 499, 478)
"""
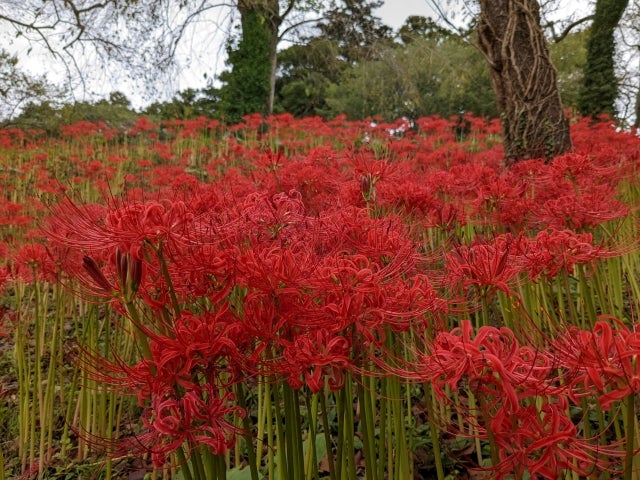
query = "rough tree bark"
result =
(477, 0, 572, 162)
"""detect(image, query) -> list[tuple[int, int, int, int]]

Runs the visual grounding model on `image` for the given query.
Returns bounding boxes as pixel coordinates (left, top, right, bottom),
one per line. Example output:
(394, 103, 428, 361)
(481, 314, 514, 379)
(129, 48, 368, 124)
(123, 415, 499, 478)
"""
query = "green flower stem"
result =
(265, 381, 275, 480)
(255, 377, 265, 468)
(623, 392, 637, 480)
(153, 242, 181, 320)
(357, 377, 376, 480)
(478, 392, 500, 468)
(319, 389, 336, 480)
(377, 384, 387, 480)
(467, 390, 484, 467)
(578, 269, 598, 328)
(304, 391, 319, 480)
(123, 299, 152, 361)
(235, 382, 259, 480)
(560, 272, 579, 326)
(176, 446, 194, 480)
(339, 375, 357, 480)
(190, 446, 205, 479)
(282, 383, 304, 478)
(272, 382, 286, 480)
(423, 383, 445, 480)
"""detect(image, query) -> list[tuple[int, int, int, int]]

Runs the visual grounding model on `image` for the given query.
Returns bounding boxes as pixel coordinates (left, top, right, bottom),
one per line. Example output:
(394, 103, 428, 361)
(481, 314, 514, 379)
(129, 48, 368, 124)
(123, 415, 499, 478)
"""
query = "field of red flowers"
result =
(1, 113, 640, 479)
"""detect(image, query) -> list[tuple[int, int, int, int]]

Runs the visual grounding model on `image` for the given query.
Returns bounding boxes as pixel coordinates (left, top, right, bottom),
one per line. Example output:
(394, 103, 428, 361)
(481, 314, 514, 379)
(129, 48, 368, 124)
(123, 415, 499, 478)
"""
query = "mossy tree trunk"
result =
(220, 0, 287, 123)
(477, 0, 572, 163)
(578, 0, 629, 118)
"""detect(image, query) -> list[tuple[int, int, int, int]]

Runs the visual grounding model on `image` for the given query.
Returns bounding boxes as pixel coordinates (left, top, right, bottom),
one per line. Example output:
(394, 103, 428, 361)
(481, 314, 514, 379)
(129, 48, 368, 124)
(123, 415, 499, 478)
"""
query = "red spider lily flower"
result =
(46, 196, 195, 261)
(138, 384, 243, 467)
(515, 228, 616, 280)
(349, 152, 398, 204)
(14, 242, 60, 282)
(489, 399, 598, 479)
(77, 307, 245, 467)
(473, 174, 533, 229)
(444, 235, 522, 297)
(552, 319, 640, 409)
(278, 329, 352, 392)
(421, 321, 526, 410)
(533, 185, 629, 230)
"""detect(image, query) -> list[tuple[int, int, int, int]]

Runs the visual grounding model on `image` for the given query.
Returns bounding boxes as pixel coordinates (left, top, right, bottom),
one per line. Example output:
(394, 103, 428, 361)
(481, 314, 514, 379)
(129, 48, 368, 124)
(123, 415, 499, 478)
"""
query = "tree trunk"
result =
(477, 0, 572, 162)
(219, 0, 280, 122)
(578, 0, 629, 118)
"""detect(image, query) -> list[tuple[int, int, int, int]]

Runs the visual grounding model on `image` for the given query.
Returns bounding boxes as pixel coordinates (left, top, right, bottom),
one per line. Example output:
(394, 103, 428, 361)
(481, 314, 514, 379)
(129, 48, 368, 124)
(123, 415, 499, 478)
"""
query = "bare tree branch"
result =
(546, 14, 595, 43)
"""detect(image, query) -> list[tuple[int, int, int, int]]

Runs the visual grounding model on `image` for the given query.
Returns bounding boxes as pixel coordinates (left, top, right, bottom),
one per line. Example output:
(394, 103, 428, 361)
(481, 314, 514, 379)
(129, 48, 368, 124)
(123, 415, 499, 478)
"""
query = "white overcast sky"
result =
(378, 0, 436, 28)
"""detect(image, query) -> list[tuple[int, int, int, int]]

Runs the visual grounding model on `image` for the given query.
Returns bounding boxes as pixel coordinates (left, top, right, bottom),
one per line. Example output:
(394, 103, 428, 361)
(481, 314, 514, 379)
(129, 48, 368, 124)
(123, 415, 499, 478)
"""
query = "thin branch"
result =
(547, 14, 595, 43)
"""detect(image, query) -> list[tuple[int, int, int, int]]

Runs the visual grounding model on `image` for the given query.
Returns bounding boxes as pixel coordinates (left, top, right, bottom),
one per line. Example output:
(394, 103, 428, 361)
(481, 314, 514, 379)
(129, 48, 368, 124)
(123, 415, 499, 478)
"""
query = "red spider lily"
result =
(444, 234, 522, 297)
(473, 174, 533, 229)
(421, 321, 521, 408)
(514, 228, 615, 280)
(533, 185, 629, 230)
(349, 152, 398, 204)
(552, 319, 640, 409)
(137, 384, 243, 467)
(77, 307, 246, 467)
(489, 399, 598, 479)
(46, 196, 197, 266)
(14, 243, 60, 282)
(417, 321, 553, 411)
(278, 329, 352, 392)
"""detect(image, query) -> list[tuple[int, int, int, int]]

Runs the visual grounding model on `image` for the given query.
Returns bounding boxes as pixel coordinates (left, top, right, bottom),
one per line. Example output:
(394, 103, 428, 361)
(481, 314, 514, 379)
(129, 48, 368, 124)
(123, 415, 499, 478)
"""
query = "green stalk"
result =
(282, 382, 304, 478)
(357, 378, 376, 480)
(377, 383, 387, 480)
(255, 377, 266, 468)
(34, 279, 45, 478)
(190, 446, 206, 480)
(176, 446, 194, 480)
(319, 390, 336, 480)
(266, 381, 275, 480)
(304, 391, 319, 480)
(478, 393, 500, 468)
(335, 386, 345, 477)
(235, 382, 259, 480)
(340, 375, 357, 480)
(124, 300, 152, 361)
(424, 383, 445, 480)
(272, 382, 286, 480)
(389, 375, 409, 480)
(201, 447, 217, 480)
(560, 272, 579, 327)
(578, 270, 598, 328)
(623, 392, 636, 480)
(14, 281, 30, 472)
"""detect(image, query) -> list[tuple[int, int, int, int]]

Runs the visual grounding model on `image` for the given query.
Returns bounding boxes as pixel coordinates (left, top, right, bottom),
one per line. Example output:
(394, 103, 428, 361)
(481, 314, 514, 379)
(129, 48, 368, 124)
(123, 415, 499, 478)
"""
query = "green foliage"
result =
(7, 92, 138, 133)
(578, 0, 630, 117)
(325, 37, 498, 120)
(549, 29, 588, 112)
(275, 39, 344, 117)
(144, 88, 219, 120)
(218, 3, 277, 124)
(397, 15, 456, 44)
(317, 0, 393, 63)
